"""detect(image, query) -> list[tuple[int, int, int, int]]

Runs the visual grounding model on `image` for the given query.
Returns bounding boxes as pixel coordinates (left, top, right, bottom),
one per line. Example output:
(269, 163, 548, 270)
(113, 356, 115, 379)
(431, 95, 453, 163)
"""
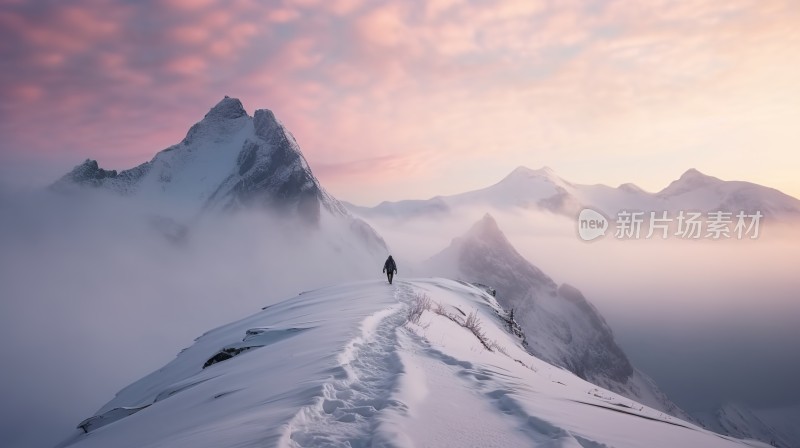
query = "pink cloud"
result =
(0, 0, 798, 203)
(159, 0, 217, 12)
(267, 7, 299, 23)
(170, 25, 211, 44)
(166, 56, 209, 76)
(356, 3, 412, 48)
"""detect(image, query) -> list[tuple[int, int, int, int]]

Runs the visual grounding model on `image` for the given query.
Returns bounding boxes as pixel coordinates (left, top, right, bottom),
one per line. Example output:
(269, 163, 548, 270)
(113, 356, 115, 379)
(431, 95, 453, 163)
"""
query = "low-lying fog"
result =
(1, 187, 797, 448)
(0, 188, 381, 448)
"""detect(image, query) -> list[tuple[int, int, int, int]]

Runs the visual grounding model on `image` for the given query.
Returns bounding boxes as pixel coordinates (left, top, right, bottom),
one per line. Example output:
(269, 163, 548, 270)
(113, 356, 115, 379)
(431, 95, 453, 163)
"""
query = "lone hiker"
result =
(382, 255, 397, 284)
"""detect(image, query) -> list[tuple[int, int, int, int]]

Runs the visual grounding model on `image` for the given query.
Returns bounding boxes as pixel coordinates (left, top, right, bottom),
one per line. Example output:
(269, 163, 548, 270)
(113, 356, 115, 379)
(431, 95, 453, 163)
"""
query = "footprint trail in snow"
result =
(286, 283, 414, 448)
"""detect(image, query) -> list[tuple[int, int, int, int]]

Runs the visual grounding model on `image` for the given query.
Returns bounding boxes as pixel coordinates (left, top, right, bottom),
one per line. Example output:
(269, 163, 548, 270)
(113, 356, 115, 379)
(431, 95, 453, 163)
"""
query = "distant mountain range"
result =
(346, 166, 800, 220)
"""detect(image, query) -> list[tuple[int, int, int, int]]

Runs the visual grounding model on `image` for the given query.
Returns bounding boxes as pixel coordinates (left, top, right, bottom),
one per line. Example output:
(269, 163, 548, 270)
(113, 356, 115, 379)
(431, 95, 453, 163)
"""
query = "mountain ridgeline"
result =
(348, 165, 800, 220)
(423, 214, 690, 420)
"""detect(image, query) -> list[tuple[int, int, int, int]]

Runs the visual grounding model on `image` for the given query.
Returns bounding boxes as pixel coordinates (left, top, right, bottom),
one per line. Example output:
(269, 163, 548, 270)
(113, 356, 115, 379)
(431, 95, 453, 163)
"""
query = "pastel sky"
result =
(1, 0, 799, 204)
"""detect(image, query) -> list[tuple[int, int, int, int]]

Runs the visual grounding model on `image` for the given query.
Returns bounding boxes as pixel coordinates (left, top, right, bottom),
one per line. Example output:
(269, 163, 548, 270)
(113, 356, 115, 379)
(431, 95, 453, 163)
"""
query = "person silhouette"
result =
(382, 255, 397, 284)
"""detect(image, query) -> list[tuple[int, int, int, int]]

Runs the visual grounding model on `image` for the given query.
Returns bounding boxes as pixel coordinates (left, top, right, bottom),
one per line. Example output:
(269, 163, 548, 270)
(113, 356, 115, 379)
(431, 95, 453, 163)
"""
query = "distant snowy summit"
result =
(54, 97, 344, 224)
(349, 165, 800, 220)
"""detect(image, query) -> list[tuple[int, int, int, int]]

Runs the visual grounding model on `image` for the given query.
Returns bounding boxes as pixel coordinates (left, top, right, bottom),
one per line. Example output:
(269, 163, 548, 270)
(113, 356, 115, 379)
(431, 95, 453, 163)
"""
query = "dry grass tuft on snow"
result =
(432, 302, 464, 326)
(464, 310, 493, 351)
(406, 293, 432, 324)
(407, 295, 510, 354)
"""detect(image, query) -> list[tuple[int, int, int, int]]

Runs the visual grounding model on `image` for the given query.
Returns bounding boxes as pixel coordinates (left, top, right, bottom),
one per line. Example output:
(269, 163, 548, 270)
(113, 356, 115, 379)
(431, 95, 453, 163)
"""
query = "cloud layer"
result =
(1, 0, 799, 202)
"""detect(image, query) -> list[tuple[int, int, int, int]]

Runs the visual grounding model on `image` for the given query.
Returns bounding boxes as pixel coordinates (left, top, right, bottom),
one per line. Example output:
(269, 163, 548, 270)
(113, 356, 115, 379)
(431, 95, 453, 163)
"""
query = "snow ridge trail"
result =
(284, 283, 413, 448)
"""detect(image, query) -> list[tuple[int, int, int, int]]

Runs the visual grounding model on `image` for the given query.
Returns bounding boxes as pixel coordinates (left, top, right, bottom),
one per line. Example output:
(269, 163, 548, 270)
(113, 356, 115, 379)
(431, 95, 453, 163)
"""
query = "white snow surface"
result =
(61, 278, 768, 448)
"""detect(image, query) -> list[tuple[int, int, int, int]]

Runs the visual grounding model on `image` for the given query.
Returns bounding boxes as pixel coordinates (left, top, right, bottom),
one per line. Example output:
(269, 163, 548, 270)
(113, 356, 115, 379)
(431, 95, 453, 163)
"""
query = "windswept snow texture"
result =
(61, 279, 767, 448)
(348, 166, 800, 219)
(422, 214, 691, 421)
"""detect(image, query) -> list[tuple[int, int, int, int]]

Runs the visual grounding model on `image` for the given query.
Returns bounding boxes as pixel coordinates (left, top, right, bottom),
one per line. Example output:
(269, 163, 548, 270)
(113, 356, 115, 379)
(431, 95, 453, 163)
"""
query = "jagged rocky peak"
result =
(253, 108, 279, 137)
(182, 96, 250, 145)
(465, 213, 506, 244)
(252, 108, 298, 150)
(423, 214, 683, 414)
(452, 211, 564, 298)
(205, 96, 248, 121)
(56, 159, 118, 187)
(50, 97, 329, 221)
(46, 96, 388, 257)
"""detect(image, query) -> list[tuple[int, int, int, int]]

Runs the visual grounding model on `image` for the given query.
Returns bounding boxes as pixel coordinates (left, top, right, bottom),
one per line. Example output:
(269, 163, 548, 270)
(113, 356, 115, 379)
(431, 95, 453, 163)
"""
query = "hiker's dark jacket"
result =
(383, 257, 397, 273)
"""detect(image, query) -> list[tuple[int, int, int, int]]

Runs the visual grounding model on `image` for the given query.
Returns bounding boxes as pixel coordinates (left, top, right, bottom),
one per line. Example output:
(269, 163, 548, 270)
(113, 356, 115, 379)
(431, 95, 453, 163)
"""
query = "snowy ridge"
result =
(422, 213, 692, 421)
(698, 403, 795, 448)
(282, 297, 408, 447)
(61, 279, 768, 448)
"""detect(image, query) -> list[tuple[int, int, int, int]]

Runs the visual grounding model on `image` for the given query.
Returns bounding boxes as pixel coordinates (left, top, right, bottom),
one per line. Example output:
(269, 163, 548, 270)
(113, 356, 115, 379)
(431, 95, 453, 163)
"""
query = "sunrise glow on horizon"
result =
(1, 0, 799, 205)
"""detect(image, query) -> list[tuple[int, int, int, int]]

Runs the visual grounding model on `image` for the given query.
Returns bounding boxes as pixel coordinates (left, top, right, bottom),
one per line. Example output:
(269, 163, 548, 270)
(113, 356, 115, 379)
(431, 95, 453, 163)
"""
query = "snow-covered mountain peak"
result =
(253, 108, 280, 138)
(682, 167, 710, 179)
(53, 98, 330, 220)
(659, 168, 723, 196)
(440, 165, 578, 213)
(502, 165, 560, 184)
(50, 98, 387, 257)
(181, 96, 251, 146)
(464, 213, 507, 245)
(204, 96, 248, 121)
(618, 182, 645, 193)
(57, 159, 119, 187)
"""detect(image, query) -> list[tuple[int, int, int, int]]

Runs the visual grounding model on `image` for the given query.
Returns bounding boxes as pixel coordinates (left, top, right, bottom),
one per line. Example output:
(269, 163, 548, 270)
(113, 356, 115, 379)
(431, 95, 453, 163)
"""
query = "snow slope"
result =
(754, 405, 800, 448)
(421, 213, 691, 421)
(60, 279, 767, 448)
(348, 166, 800, 220)
(698, 403, 796, 448)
